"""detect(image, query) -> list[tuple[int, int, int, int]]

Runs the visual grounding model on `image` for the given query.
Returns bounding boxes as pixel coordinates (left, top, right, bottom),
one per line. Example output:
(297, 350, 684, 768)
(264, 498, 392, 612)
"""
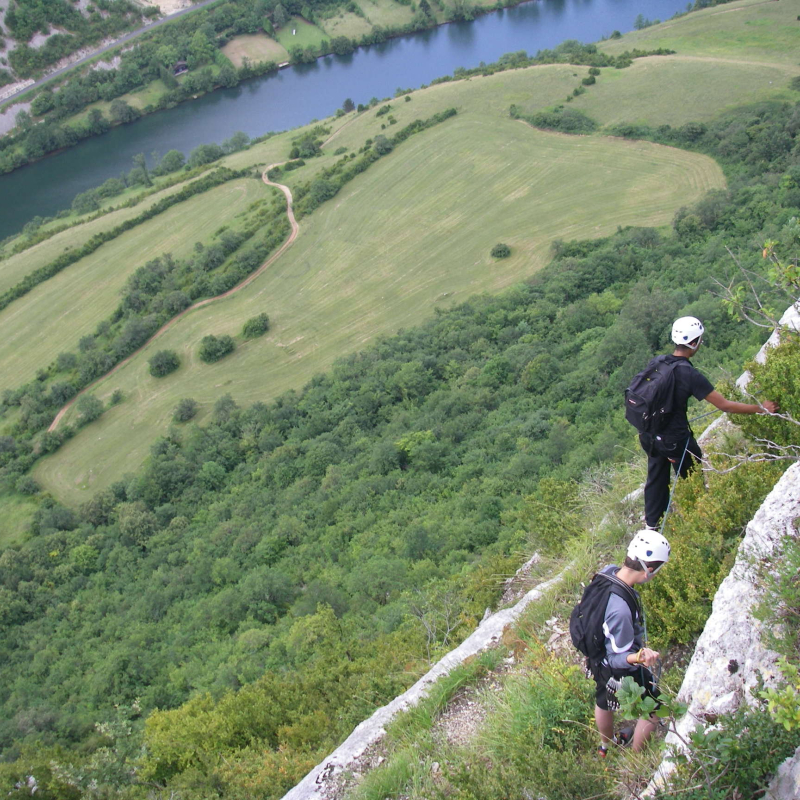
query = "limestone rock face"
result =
(766, 745, 800, 800)
(648, 462, 800, 794)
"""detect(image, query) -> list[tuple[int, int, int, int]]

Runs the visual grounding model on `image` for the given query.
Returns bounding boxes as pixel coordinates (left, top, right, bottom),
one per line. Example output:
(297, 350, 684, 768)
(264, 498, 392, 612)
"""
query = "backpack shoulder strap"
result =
(597, 572, 641, 622)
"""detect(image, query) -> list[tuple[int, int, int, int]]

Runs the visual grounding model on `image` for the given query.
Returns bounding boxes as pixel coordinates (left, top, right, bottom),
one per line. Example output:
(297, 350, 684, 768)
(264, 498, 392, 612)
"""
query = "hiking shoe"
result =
(616, 726, 634, 747)
(597, 745, 609, 759)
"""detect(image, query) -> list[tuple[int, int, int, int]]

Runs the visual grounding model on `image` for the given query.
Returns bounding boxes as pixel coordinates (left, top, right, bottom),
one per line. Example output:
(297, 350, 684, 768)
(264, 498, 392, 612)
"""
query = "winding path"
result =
(47, 166, 297, 432)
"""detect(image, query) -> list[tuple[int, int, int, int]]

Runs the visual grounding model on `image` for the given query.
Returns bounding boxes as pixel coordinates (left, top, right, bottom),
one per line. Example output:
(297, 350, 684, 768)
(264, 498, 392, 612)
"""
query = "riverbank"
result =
(0, 0, 703, 180)
(0, 0, 709, 238)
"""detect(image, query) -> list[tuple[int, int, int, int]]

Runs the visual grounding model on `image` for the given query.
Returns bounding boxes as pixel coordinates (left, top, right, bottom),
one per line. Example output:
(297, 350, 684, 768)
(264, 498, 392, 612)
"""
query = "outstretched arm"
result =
(705, 390, 779, 415)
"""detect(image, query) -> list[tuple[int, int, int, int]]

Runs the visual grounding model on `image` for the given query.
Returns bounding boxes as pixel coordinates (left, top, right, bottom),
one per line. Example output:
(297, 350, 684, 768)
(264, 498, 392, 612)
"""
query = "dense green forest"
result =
(0, 96, 798, 797)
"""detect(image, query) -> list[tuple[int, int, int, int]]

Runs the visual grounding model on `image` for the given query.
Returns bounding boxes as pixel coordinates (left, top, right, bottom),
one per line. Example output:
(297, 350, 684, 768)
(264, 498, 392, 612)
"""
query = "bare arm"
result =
(705, 390, 779, 415)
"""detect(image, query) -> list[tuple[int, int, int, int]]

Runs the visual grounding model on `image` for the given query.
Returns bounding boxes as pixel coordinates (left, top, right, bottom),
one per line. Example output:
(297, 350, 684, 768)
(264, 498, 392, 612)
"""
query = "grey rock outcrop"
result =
(646, 461, 800, 796)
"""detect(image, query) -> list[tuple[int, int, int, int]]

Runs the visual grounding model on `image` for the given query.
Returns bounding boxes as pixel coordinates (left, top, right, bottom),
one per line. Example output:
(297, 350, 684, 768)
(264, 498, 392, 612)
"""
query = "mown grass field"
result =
(599, 0, 800, 66)
(0, 178, 270, 388)
(21, 0, 800, 503)
(355, 0, 416, 28)
(318, 9, 375, 40)
(34, 97, 724, 501)
(571, 56, 800, 127)
(275, 17, 330, 50)
(222, 34, 289, 67)
(0, 176, 219, 294)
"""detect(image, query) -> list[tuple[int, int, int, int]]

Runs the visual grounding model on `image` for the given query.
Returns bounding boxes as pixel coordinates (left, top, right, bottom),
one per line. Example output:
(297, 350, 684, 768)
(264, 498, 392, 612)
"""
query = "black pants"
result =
(640, 433, 702, 528)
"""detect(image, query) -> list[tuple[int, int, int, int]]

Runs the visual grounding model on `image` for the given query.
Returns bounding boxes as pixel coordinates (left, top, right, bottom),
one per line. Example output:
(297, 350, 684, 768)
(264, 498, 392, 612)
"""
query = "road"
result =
(0, 0, 218, 110)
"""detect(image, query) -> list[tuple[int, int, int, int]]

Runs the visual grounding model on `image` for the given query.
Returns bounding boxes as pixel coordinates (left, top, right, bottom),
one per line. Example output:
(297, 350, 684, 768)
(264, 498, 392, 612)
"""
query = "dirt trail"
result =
(47, 166, 297, 432)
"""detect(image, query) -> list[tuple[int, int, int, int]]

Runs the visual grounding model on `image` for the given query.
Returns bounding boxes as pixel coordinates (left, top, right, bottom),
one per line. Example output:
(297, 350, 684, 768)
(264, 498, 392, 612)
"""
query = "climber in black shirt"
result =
(640, 316, 779, 528)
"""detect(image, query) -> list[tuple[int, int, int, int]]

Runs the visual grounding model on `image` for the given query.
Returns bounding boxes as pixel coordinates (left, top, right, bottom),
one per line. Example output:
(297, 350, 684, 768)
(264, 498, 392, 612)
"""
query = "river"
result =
(0, 0, 690, 240)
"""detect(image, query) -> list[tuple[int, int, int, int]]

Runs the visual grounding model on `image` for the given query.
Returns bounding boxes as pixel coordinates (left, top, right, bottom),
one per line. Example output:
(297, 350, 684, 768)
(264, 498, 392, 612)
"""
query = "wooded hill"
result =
(1, 94, 799, 795)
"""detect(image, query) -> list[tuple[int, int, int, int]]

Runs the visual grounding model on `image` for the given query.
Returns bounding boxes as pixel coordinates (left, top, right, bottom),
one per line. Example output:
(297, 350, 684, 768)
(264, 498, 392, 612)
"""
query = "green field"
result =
(571, 56, 799, 127)
(0, 177, 218, 294)
(275, 17, 330, 50)
(318, 9, 375, 40)
(0, 179, 269, 388)
(12, 0, 800, 503)
(599, 0, 800, 65)
(34, 103, 724, 501)
(0, 493, 38, 549)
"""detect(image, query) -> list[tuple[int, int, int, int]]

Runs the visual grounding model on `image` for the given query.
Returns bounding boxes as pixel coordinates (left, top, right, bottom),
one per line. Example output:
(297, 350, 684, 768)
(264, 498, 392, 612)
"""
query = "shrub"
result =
(75, 394, 104, 427)
(642, 461, 784, 646)
(491, 243, 511, 258)
(199, 335, 235, 363)
(173, 398, 199, 423)
(733, 335, 800, 452)
(16, 475, 39, 494)
(242, 313, 270, 338)
(109, 389, 124, 406)
(148, 350, 180, 378)
(525, 107, 598, 134)
(657, 700, 799, 799)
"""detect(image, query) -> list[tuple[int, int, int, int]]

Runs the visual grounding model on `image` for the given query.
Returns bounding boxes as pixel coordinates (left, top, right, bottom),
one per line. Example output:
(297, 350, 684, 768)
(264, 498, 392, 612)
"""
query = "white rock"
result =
(765, 745, 800, 800)
(646, 462, 800, 795)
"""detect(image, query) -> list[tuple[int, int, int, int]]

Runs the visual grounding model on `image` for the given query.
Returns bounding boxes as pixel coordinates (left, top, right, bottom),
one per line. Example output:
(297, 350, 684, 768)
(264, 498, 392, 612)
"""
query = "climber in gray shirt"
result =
(594, 530, 671, 757)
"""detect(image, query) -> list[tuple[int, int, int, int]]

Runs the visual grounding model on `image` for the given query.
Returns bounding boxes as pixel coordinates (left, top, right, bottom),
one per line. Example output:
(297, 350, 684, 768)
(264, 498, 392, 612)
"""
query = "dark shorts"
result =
(594, 663, 660, 712)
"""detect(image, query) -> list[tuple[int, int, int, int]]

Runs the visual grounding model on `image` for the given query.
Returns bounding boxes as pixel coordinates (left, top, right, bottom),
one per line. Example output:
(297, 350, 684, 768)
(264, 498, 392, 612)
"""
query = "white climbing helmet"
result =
(627, 530, 671, 574)
(671, 316, 704, 349)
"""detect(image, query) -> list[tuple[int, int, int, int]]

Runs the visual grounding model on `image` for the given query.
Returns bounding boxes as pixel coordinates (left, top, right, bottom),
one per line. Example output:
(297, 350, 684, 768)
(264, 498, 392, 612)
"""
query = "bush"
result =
(199, 334, 235, 363)
(524, 107, 598, 135)
(173, 398, 199, 422)
(148, 350, 180, 378)
(491, 243, 511, 259)
(109, 389, 124, 406)
(16, 475, 39, 494)
(75, 394, 104, 427)
(242, 313, 270, 338)
(734, 335, 800, 451)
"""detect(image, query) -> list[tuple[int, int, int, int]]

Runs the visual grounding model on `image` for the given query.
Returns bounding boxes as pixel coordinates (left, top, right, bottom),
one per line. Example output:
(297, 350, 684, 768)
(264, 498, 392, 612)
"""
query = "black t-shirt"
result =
(658, 355, 715, 441)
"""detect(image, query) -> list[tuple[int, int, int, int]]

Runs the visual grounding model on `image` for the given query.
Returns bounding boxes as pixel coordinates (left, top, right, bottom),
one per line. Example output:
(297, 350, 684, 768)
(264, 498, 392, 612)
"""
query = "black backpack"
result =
(569, 572, 640, 671)
(624, 355, 681, 435)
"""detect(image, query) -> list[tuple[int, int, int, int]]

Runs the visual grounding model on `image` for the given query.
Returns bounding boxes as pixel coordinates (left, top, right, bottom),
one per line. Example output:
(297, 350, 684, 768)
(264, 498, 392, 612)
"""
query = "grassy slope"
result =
(599, 0, 800, 65)
(23, 0, 797, 502)
(33, 72, 724, 501)
(0, 178, 216, 295)
(0, 178, 269, 388)
(572, 57, 799, 127)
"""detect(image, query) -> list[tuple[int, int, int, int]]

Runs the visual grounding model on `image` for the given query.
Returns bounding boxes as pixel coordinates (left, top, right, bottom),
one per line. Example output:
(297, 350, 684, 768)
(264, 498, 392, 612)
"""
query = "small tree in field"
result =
(242, 313, 270, 338)
(76, 394, 104, 427)
(173, 398, 199, 422)
(149, 350, 180, 378)
(491, 243, 511, 259)
(199, 335, 235, 363)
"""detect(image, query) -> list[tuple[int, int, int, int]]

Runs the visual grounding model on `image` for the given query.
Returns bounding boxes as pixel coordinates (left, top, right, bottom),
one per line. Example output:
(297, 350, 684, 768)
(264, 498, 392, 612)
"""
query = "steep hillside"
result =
(0, 3, 800, 798)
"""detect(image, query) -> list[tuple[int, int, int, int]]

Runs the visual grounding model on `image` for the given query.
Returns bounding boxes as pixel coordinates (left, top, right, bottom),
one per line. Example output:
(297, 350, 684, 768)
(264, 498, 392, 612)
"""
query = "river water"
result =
(0, 0, 689, 239)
